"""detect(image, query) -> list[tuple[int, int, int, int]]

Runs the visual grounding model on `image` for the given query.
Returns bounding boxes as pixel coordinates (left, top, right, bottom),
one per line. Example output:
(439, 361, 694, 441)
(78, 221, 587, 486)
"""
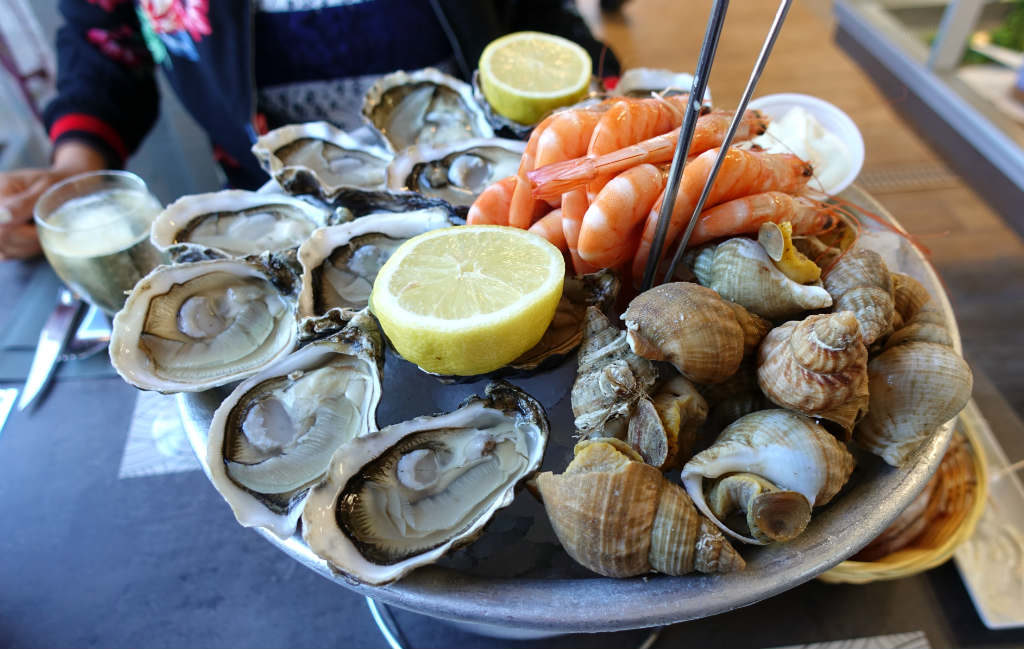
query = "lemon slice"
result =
(370, 226, 565, 375)
(479, 31, 592, 125)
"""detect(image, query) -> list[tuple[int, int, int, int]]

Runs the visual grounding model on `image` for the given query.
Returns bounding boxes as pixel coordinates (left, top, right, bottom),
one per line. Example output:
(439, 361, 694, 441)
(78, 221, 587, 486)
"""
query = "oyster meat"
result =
(252, 122, 393, 199)
(363, 68, 493, 153)
(110, 258, 298, 392)
(302, 381, 549, 585)
(150, 190, 332, 262)
(386, 137, 525, 207)
(206, 310, 383, 538)
(297, 210, 452, 319)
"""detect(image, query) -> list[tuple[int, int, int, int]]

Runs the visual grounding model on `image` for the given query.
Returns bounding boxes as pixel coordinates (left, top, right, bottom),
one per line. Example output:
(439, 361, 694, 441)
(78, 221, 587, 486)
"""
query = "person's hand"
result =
(0, 141, 108, 260)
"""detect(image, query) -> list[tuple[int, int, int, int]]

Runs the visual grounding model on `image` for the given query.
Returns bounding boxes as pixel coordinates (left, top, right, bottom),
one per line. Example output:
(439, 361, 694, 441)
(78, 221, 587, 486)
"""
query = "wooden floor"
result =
(579, 0, 1024, 418)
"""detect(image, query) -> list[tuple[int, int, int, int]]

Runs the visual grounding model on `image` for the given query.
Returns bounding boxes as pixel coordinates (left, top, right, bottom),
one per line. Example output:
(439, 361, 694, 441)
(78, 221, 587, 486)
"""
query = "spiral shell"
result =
(536, 440, 745, 577)
(693, 238, 832, 320)
(756, 311, 869, 434)
(890, 272, 931, 331)
(622, 283, 770, 384)
(627, 376, 708, 470)
(884, 306, 952, 350)
(681, 409, 855, 545)
(823, 248, 895, 344)
(706, 473, 812, 544)
(698, 360, 772, 435)
(855, 341, 972, 467)
(571, 307, 657, 439)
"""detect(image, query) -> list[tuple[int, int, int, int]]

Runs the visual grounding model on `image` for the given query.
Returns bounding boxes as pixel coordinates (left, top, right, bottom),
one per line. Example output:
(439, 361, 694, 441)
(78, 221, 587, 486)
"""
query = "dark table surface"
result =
(2, 258, 1023, 649)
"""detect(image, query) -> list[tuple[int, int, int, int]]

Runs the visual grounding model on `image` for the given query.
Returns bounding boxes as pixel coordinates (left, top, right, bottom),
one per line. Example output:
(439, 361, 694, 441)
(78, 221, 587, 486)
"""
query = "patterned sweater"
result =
(43, 0, 619, 189)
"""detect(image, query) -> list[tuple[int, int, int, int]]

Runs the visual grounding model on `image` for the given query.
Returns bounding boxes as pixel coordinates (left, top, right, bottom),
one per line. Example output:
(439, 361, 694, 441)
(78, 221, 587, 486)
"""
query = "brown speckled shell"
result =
(536, 441, 745, 577)
(622, 283, 770, 384)
(823, 248, 895, 344)
(756, 312, 869, 433)
(890, 272, 931, 331)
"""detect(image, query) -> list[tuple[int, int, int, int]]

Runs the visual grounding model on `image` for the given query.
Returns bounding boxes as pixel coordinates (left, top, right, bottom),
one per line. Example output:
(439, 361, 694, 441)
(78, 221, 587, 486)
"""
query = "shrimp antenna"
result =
(639, 0, 731, 291)
(654, 0, 795, 288)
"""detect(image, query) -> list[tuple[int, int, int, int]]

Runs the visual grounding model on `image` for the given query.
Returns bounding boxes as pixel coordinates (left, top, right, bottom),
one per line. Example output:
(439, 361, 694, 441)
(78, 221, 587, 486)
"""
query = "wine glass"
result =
(34, 171, 166, 316)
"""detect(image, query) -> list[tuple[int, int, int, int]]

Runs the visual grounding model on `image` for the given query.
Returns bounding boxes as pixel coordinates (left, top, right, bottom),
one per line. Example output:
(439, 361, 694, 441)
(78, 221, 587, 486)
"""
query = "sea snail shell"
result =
(622, 282, 770, 384)
(536, 440, 745, 577)
(823, 247, 895, 345)
(693, 237, 832, 320)
(757, 311, 869, 434)
(681, 409, 855, 545)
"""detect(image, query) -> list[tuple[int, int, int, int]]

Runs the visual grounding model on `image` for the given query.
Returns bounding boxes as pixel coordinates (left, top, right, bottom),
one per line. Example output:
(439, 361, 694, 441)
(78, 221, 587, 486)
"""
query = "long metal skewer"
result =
(660, 0, 794, 284)
(639, 0, 730, 291)
(366, 597, 407, 649)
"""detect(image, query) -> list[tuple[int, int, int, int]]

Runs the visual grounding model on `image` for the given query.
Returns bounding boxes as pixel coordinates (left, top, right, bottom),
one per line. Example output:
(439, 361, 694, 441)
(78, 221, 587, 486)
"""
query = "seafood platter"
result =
(107, 66, 974, 633)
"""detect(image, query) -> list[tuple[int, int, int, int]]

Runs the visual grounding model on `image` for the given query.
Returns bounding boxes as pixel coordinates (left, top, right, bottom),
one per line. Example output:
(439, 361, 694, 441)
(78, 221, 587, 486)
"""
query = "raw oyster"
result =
(302, 381, 548, 585)
(252, 122, 393, 199)
(363, 68, 493, 153)
(297, 210, 452, 320)
(386, 137, 525, 207)
(150, 190, 333, 262)
(110, 258, 298, 392)
(324, 187, 466, 221)
(206, 310, 383, 538)
(611, 68, 708, 100)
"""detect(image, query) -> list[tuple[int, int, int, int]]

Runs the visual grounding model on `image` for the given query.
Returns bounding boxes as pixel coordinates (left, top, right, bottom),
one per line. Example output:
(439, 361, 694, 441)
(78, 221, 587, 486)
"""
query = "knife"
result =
(18, 288, 88, 411)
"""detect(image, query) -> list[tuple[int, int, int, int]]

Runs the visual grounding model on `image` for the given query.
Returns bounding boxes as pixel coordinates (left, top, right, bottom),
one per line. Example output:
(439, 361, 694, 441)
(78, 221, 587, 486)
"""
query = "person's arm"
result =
(0, 0, 158, 260)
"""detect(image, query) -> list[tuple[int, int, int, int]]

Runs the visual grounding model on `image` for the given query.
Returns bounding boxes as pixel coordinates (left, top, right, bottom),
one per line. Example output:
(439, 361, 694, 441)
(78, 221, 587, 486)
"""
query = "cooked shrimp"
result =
(577, 164, 667, 268)
(508, 107, 606, 229)
(528, 208, 567, 250)
(528, 109, 770, 200)
(561, 189, 600, 275)
(688, 191, 839, 247)
(632, 147, 813, 279)
(467, 176, 517, 225)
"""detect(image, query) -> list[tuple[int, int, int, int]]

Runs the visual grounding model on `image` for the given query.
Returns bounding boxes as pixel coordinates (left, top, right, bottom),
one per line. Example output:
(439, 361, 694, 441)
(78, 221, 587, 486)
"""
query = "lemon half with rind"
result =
(479, 31, 592, 125)
(370, 226, 565, 375)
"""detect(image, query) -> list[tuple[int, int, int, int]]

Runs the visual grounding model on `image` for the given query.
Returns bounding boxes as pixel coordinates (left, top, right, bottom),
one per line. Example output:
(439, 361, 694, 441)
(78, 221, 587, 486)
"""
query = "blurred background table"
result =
(2, 1, 1023, 647)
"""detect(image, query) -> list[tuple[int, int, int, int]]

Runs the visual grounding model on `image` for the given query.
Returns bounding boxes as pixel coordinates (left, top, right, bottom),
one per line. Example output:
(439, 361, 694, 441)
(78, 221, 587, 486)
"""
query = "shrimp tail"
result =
(527, 157, 599, 201)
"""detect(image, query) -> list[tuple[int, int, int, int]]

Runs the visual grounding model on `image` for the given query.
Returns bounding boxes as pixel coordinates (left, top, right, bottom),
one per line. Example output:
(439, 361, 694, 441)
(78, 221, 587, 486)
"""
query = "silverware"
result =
(18, 288, 87, 411)
(0, 388, 16, 438)
(62, 304, 112, 361)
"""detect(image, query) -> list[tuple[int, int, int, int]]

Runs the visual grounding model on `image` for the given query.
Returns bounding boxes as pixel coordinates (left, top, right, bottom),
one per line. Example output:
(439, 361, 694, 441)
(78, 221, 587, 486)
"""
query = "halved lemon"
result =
(370, 226, 565, 375)
(479, 31, 592, 125)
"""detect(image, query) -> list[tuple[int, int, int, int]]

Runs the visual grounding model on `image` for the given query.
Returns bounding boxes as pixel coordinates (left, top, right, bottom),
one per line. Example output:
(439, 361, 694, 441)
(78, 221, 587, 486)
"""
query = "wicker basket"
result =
(819, 420, 989, 584)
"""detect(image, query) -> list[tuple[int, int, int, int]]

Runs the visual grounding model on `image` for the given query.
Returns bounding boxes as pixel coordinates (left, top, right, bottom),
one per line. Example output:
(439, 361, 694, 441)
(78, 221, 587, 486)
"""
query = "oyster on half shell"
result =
(110, 258, 298, 392)
(150, 190, 333, 262)
(386, 137, 524, 207)
(297, 210, 452, 320)
(206, 310, 383, 538)
(363, 68, 493, 153)
(302, 381, 549, 585)
(252, 122, 393, 199)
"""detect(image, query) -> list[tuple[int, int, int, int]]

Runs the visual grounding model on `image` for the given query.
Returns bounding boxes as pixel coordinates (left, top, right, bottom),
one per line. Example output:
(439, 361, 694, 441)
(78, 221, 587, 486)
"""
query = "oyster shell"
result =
(386, 137, 525, 207)
(611, 68, 709, 100)
(150, 190, 333, 263)
(363, 68, 494, 154)
(206, 310, 383, 538)
(110, 258, 299, 392)
(252, 122, 393, 199)
(297, 210, 452, 320)
(302, 381, 549, 585)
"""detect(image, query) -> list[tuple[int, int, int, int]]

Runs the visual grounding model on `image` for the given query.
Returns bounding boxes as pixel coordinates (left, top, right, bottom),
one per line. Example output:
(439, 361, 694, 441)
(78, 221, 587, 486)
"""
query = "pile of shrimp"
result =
(467, 94, 846, 283)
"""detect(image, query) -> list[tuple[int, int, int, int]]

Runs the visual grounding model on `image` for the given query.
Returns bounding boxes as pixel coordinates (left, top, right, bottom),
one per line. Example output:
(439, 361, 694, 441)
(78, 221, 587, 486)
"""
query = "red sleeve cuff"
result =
(49, 114, 128, 162)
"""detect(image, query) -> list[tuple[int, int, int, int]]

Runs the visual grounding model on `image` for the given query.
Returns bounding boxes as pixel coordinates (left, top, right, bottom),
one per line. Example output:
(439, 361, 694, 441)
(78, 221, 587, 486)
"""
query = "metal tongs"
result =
(640, 0, 794, 291)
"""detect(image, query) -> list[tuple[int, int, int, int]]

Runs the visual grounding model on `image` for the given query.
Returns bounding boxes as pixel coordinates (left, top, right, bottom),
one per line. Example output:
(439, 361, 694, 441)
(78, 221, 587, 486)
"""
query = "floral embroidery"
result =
(87, 26, 150, 68)
(137, 0, 211, 63)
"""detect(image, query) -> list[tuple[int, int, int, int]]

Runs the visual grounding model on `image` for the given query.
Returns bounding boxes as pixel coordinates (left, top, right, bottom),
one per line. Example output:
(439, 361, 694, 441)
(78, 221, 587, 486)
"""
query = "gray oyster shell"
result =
(386, 137, 525, 207)
(206, 310, 383, 538)
(363, 68, 493, 153)
(296, 210, 453, 321)
(610, 68, 711, 102)
(252, 122, 393, 199)
(150, 190, 334, 263)
(302, 380, 549, 585)
(109, 257, 300, 393)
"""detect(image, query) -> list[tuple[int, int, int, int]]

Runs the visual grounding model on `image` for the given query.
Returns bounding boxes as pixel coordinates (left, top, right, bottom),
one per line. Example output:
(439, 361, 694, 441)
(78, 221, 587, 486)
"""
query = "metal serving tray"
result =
(179, 186, 959, 636)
